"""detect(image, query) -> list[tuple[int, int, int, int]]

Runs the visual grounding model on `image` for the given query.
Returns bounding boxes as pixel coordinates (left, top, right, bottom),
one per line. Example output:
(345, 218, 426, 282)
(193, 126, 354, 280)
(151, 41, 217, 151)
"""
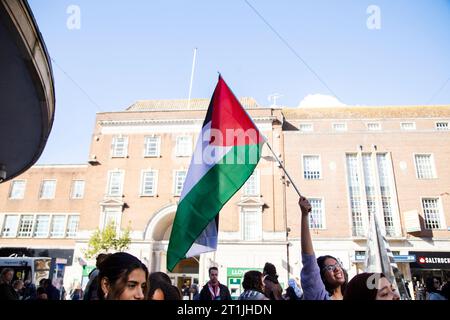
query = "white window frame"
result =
(421, 197, 446, 230)
(33, 215, 50, 238)
(435, 121, 449, 131)
(302, 154, 322, 180)
(66, 215, 80, 238)
(175, 136, 192, 157)
(366, 122, 381, 131)
(50, 215, 68, 238)
(1, 215, 19, 238)
(111, 135, 129, 158)
(100, 207, 122, 232)
(240, 207, 263, 241)
(413, 153, 437, 179)
(243, 170, 260, 196)
(173, 170, 187, 196)
(299, 123, 313, 133)
(106, 170, 125, 197)
(400, 122, 416, 131)
(144, 136, 161, 157)
(17, 215, 35, 238)
(9, 180, 26, 200)
(309, 198, 326, 229)
(140, 170, 158, 196)
(70, 180, 85, 199)
(332, 122, 347, 132)
(39, 180, 57, 200)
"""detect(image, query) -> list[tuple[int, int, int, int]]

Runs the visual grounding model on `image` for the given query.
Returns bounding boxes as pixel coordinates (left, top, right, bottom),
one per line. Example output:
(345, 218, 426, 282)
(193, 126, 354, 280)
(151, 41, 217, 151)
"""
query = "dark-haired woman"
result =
(344, 273, 399, 300)
(299, 196, 347, 300)
(148, 272, 181, 300)
(238, 271, 269, 300)
(97, 252, 149, 300)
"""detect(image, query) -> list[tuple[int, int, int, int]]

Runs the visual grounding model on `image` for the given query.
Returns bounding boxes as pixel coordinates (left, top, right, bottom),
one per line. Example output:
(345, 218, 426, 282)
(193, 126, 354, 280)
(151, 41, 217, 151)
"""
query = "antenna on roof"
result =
(187, 48, 198, 109)
(268, 93, 283, 107)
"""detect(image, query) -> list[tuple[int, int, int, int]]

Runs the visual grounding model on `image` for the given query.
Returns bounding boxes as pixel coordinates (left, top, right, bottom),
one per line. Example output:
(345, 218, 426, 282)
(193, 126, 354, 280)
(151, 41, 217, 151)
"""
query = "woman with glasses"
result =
(299, 196, 348, 300)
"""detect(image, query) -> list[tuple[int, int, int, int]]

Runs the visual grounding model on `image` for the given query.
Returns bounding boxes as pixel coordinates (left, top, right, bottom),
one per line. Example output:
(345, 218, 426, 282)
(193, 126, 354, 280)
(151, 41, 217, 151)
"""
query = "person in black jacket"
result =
(199, 267, 231, 301)
(0, 268, 18, 300)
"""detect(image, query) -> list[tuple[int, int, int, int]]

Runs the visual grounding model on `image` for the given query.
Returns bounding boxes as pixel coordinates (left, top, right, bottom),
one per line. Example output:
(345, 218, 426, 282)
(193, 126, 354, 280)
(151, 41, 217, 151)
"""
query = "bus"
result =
(0, 256, 52, 285)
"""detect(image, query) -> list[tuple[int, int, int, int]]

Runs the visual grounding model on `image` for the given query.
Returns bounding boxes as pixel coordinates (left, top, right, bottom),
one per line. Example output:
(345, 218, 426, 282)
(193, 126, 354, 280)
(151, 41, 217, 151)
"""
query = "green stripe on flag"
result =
(167, 143, 262, 271)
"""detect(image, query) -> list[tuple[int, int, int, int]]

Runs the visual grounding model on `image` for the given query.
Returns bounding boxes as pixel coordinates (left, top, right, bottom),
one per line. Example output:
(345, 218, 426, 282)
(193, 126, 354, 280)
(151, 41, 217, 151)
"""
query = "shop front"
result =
(409, 251, 450, 285)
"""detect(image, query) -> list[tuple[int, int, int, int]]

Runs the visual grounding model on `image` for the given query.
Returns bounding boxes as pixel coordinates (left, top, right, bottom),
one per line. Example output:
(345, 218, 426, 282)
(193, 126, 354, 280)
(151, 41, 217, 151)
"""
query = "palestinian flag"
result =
(167, 76, 265, 271)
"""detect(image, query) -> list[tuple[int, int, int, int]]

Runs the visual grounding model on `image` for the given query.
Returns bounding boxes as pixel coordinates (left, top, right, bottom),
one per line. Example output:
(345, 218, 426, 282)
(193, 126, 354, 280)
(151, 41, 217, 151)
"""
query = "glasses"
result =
(322, 263, 342, 272)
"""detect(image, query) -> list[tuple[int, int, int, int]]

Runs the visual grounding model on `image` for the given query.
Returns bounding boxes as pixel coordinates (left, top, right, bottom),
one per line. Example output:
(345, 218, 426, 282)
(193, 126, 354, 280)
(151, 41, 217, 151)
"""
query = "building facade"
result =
(1, 100, 449, 298)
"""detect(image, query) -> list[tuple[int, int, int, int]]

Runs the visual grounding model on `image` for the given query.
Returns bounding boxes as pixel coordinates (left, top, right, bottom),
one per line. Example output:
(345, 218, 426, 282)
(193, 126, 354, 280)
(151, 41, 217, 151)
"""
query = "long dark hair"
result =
(344, 272, 385, 300)
(263, 262, 279, 284)
(316, 255, 348, 296)
(97, 252, 149, 300)
(242, 271, 264, 293)
(148, 272, 181, 300)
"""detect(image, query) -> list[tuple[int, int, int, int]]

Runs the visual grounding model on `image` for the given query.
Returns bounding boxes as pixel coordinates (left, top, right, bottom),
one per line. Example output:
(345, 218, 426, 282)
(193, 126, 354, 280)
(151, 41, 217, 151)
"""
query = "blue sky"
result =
(28, 0, 450, 164)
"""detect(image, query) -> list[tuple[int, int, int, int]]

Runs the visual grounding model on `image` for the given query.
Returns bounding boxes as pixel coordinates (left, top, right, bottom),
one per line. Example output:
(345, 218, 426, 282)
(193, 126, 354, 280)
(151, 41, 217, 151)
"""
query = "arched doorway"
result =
(145, 204, 200, 295)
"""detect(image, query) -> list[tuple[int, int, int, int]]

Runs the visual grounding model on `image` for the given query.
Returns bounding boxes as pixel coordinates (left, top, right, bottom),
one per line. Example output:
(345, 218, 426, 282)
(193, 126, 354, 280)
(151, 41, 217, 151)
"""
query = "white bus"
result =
(0, 256, 52, 285)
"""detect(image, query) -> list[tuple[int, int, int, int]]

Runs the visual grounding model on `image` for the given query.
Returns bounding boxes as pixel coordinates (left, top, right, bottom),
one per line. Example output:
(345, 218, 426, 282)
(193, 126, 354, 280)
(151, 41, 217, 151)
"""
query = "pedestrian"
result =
(0, 268, 18, 300)
(189, 283, 200, 300)
(262, 262, 283, 300)
(343, 273, 400, 300)
(148, 272, 181, 300)
(97, 252, 148, 300)
(440, 282, 449, 300)
(83, 253, 109, 300)
(70, 284, 83, 300)
(425, 277, 446, 300)
(12, 280, 24, 300)
(238, 270, 269, 300)
(299, 196, 347, 300)
(36, 287, 48, 300)
(284, 278, 303, 300)
(22, 280, 37, 300)
(199, 267, 232, 300)
(41, 279, 60, 300)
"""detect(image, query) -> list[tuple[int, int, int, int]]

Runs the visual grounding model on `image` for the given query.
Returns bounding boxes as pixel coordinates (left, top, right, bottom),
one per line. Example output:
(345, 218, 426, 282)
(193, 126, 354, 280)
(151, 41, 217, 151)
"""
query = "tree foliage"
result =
(84, 221, 131, 259)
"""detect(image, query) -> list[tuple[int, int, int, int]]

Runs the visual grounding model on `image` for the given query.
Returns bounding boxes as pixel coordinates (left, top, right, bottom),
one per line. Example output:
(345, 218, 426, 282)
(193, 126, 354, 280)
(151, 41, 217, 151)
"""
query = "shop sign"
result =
(410, 251, 450, 269)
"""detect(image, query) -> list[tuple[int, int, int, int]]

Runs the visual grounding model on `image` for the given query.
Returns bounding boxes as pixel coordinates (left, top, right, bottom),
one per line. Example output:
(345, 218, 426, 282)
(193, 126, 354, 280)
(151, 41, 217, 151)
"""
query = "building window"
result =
(107, 171, 124, 196)
(1, 215, 19, 238)
(9, 180, 26, 199)
(435, 122, 449, 131)
(40, 180, 56, 199)
(422, 198, 443, 229)
(141, 171, 157, 196)
(144, 136, 161, 157)
(174, 170, 187, 196)
(400, 122, 416, 130)
(243, 170, 259, 196)
(309, 199, 325, 229)
(17, 215, 34, 237)
(66, 216, 79, 238)
(414, 154, 436, 179)
(103, 208, 121, 231)
(346, 154, 365, 237)
(33, 215, 50, 238)
(299, 123, 313, 132)
(333, 123, 347, 132)
(377, 154, 396, 237)
(71, 180, 85, 199)
(50, 215, 66, 238)
(111, 136, 128, 157)
(303, 155, 321, 180)
(176, 136, 192, 157)
(367, 122, 381, 131)
(242, 209, 262, 241)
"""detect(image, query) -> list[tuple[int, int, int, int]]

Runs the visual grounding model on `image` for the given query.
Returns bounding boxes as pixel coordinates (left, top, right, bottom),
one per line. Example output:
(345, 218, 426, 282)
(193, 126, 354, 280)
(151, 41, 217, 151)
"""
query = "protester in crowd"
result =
(439, 282, 449, 300)
(344, 273, 400, 300)
(22, 280, 37, 300)
(41, 279, 60, 300)
(262, 262, 283, 300)
(426, 277, 446, 300)
(70, 284, 83, 300)
(299, 196, 347, 300)
(148, 272, 181, 300)
(181, 279, 191, 299)
(239, 270, 269, 300)
(189, 283, 200, 300)
(36, 287, 48, 300)
(12, 280, 24, 300)
(0, 268, 18, 300)
(97, 252, 148, 300)
(199, 267, 232, 300)
(84, 253, 109, 300)
(284, 278, 303, 300)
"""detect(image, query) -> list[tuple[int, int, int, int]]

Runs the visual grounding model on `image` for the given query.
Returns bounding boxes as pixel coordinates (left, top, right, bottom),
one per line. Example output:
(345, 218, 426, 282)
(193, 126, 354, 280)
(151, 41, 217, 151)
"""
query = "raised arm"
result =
(299, 196, 313, 255)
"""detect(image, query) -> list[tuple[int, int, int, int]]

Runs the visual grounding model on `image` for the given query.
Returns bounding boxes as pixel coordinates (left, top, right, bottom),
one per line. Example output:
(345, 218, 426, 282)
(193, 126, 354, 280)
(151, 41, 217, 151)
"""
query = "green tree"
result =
(84, 221, 131, 259)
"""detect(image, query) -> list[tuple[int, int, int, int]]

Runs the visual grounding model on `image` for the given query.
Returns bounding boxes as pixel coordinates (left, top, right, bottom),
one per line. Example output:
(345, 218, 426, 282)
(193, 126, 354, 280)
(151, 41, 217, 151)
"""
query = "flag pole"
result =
(264, 140, 302, 197)
(187, 48, 198, 109)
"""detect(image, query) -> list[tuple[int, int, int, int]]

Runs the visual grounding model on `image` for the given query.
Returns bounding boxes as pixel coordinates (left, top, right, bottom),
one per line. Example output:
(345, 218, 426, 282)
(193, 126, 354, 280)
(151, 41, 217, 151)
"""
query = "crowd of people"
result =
(0, 196, 448, 301)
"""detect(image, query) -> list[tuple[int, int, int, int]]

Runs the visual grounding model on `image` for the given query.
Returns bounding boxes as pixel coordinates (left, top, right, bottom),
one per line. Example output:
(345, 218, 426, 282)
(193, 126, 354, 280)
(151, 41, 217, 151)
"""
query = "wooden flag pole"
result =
(264, 140, 302, 197)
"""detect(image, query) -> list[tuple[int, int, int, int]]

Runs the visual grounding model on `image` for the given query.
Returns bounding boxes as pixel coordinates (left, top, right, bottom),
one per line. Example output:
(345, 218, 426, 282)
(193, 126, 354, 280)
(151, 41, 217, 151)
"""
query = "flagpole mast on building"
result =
(187, 48, 197, 109)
